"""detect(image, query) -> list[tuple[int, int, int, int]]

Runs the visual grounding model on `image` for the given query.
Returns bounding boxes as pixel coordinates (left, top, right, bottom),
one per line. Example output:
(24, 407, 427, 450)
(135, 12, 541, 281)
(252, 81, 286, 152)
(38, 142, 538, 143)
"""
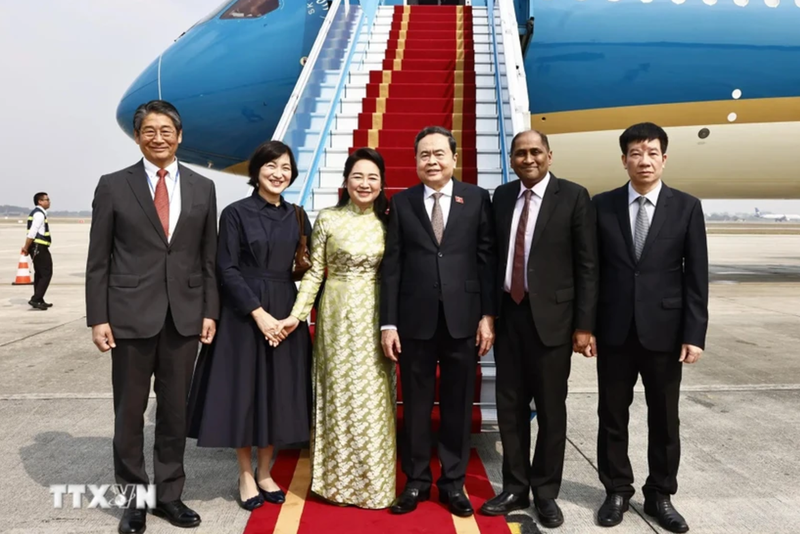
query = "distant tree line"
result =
(1, 205, 91, 218)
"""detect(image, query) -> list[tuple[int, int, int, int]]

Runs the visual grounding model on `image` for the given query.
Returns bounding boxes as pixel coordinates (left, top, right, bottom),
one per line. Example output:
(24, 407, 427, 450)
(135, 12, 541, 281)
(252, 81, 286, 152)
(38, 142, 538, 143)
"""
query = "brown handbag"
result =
(292, 204, 311, 281)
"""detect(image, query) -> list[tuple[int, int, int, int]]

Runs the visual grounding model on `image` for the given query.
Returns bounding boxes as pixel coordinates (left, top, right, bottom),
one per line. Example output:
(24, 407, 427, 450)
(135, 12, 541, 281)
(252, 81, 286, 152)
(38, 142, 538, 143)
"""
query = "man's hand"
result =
(91, 323, 116, 352)
(582, 335, 598, 358)
(381, 330, 402, 362)
(680, 344, 703, 364)
(20, 247, 29, 256)
(201, 318, 216, 345)
(476, 316, 495, 357)
(573, 330, 593, 356)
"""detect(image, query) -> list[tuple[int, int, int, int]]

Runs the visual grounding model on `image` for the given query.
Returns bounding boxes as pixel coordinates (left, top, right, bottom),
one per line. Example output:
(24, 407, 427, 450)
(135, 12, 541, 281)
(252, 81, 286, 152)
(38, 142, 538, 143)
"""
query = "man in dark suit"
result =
(591, 122, 708, 533)
(381, 126, 497, 517)
(86, 100, 219, 534)
(479, 130, 598, 527)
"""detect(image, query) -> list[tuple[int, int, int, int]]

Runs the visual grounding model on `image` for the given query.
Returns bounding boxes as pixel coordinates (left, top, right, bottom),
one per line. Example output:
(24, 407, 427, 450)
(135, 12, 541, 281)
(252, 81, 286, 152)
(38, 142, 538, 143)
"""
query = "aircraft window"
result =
(728, 112, 738, 122)
(734, 0, 748, 6)
(672, 0, 686, 4)
(221, 0, 280, 19)
(732, 89, 742, 99)
(764, 0, 779, 6)
(703, 0, 717, 5)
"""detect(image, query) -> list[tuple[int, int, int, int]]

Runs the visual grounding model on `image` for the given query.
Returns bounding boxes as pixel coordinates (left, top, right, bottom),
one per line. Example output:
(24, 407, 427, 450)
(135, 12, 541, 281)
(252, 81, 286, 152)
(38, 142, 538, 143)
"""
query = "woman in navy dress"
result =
(187, 141, 312, 511)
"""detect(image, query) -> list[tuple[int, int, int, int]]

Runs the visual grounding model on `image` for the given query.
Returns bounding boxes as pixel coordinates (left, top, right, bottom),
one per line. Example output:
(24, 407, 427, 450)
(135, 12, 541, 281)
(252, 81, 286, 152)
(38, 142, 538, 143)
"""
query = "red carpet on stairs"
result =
(242, 449, 511, 534)
(350, 2, 483, 439)
(352, 4, 478, 189)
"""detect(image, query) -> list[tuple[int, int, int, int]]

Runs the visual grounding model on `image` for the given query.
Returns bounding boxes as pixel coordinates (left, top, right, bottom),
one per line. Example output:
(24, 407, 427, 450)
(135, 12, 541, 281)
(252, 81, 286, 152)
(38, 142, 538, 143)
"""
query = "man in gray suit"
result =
(86, 100, 219, 534)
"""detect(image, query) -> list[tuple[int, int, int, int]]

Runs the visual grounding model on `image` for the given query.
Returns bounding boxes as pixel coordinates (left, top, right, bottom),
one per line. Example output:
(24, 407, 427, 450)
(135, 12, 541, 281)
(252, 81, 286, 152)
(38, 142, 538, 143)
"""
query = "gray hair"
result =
(132, 100, 183, 133)
(414, 126, 457, 155)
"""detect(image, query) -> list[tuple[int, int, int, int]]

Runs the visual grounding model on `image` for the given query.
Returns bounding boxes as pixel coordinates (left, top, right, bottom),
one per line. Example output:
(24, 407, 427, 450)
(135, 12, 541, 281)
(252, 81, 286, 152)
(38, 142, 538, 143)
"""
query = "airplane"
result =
(115, 0, 800, 199)
(754, 208, 800, 221)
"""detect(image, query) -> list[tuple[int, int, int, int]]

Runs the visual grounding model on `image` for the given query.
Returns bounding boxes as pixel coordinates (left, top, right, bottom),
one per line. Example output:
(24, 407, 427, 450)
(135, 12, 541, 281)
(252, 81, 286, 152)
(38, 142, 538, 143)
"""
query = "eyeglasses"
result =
(139, 128, 177, 140)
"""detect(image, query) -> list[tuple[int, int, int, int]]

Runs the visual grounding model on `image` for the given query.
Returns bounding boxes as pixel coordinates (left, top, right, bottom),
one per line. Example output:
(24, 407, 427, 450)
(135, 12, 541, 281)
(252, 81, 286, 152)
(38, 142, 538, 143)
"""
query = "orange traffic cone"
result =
(12, 254, 33, 285)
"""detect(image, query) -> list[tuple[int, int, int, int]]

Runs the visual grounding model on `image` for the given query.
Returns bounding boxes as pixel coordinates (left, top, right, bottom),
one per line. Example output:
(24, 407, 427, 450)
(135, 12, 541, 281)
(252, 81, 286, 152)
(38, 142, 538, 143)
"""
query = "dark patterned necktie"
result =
(510, 190, 532, 304)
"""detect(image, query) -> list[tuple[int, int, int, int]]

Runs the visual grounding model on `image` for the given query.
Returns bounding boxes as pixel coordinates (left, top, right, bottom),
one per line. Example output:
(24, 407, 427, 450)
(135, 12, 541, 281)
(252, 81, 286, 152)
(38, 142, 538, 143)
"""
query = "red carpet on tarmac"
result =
(242, 449, 512, 534)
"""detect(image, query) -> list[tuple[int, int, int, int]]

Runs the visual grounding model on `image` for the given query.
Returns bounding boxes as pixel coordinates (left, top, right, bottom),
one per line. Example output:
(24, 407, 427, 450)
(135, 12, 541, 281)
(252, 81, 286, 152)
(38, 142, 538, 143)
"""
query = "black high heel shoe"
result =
(237, 475, 265, 511)
(255, 469, 286, 504)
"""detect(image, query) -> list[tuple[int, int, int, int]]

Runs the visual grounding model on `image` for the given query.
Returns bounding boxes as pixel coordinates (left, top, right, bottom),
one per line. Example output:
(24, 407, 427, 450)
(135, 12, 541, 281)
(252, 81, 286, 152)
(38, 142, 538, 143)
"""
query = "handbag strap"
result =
(293, 204, 304, 238)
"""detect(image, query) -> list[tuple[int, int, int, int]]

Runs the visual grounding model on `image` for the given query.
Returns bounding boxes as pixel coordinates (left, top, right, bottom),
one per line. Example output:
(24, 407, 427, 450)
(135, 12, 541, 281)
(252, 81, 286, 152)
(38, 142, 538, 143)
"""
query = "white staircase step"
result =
(337, 97, 508, 116)
(301, 147, 503, 172)
(355, 60, 505, 75)
(329, 129, 502, 150)
(346, 70, 499, 89)
(303, 113, 511, 134)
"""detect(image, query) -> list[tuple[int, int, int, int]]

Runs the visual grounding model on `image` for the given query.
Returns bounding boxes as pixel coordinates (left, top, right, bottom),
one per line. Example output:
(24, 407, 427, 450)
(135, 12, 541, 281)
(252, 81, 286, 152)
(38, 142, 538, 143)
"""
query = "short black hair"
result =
(337, 147, 389, 225)
(133, 100, 183, 133)
(510, 129, 550, 154)
(247, 140, 299, 188)
(414, 126, 457, 155)
(33, 192, 48, 206)
(619, 122, 668, 155)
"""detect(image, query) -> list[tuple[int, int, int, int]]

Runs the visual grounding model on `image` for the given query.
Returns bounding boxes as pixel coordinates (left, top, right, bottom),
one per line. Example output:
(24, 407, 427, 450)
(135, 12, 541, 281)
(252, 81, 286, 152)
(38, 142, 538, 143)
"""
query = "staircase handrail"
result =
(272, 0, 348, 142)
(295, 6, 369, 209)
(488, 0, 511, 185)
(498, 0, 531, 137)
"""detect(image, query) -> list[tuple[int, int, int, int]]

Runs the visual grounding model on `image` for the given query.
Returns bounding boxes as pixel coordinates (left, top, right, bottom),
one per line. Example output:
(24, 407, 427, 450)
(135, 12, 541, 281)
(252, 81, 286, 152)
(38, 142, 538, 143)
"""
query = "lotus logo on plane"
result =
(49, 484, 156, 509)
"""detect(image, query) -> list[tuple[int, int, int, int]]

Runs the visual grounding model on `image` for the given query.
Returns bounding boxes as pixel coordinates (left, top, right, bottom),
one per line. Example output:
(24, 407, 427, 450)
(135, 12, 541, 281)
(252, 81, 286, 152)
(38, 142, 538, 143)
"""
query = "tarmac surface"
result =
(1, 219, 799, 533)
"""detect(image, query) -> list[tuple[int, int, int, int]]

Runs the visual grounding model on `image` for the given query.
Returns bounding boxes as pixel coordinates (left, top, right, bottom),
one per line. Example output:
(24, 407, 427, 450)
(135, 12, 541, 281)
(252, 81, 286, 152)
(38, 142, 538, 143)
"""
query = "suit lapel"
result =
(441, 179, 464, 245)
(409, 184, 439, 246)
(126, 160, 168, 245)
(638, 183, 673, 263)
(499, 182, 518, 263)
(170, 164, 195, 245)
(530, 175, 560, 252)
(614, 185, 636, 264)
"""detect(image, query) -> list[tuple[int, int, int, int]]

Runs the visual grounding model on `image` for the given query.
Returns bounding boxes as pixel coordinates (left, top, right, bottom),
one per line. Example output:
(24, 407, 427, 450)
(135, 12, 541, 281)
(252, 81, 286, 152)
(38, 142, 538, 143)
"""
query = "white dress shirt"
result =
(381, 179, 455, 331)
(503, 173, 550, 292)
(27, 208, 47, 239)
(627, 180, 662, 238)
(143, 157, 182, 242)
(423, 178, 454, 227)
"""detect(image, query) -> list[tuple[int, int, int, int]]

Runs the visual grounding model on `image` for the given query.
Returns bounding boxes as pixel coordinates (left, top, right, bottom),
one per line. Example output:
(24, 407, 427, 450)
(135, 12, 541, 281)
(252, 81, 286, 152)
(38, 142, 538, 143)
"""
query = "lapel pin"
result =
(455, 196, 464, 204)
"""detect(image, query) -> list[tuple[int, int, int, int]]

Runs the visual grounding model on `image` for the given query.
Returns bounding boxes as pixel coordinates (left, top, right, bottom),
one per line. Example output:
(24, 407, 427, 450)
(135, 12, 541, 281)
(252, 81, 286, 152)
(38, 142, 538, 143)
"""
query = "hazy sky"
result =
(0, 1, 798, 215)
(0, 0, 248, 212)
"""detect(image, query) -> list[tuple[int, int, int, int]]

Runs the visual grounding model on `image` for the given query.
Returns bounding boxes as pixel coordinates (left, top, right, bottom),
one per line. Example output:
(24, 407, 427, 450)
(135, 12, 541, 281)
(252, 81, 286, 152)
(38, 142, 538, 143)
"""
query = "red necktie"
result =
(510, 190, 532, 304)
(154, 169, 170, 238)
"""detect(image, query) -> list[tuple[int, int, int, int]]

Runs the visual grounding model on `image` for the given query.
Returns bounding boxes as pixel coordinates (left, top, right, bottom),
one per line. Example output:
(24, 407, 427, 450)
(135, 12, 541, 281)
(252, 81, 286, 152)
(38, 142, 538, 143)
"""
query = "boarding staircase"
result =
(274, 0, 531, 432)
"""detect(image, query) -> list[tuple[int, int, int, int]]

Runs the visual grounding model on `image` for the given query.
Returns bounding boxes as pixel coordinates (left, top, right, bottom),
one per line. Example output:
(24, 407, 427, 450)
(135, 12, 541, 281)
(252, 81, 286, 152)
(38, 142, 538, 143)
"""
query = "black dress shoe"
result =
(255, 469, 286, 504)
(644, 495, 689, 533)
(28, 300, 48, 310)
(151, 500, 201, 528)
(237, 477, 265, 512)
(480, 491, 530, 516)
(439, 490, 474, 517)
(597, 493, 629, 527)
(389, 487, 430, 514)
(41, 300, 53, 307)
(118, 508, 146, 534)
(534, 498, 564, 528)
